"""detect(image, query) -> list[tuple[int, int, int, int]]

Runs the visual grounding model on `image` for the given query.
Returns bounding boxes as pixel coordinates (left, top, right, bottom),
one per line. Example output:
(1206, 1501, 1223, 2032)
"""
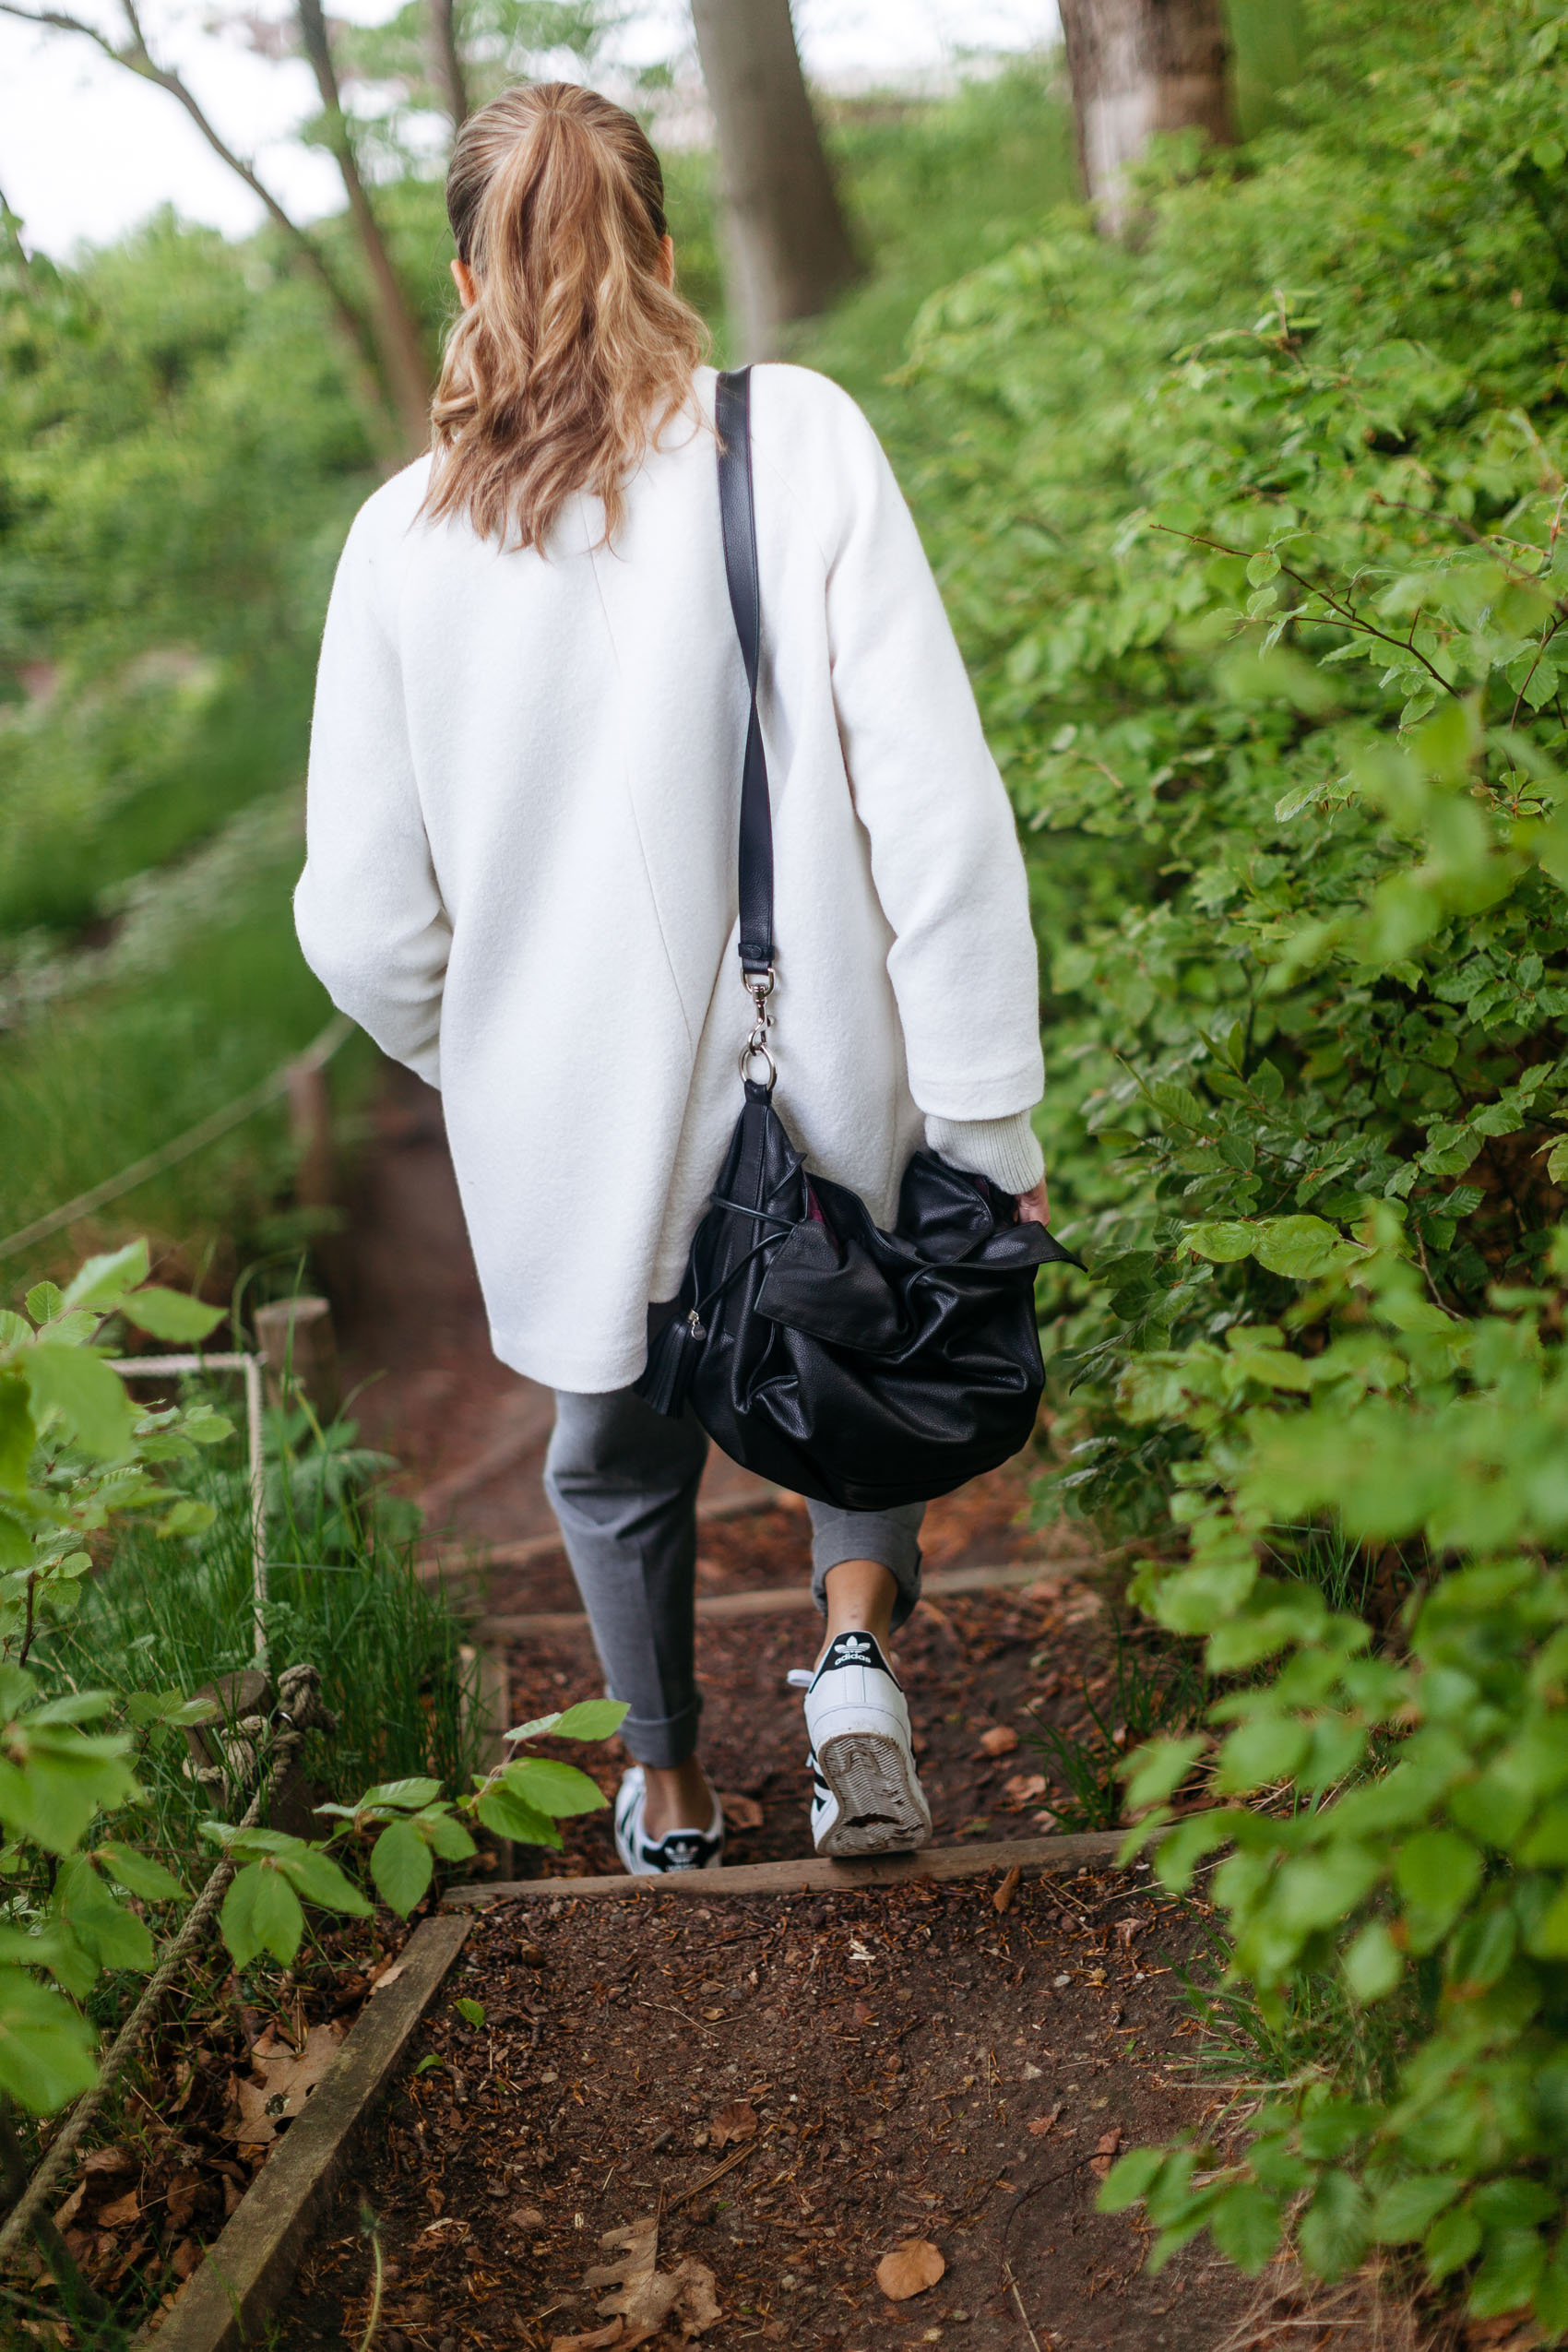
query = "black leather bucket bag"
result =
(635, 368, 1080, 1512)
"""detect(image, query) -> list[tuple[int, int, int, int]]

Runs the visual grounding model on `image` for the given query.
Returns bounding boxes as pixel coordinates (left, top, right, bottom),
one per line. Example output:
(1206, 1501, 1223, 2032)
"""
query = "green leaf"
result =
(62, 1241, 150, 1313)
(1469, 2227, 1546, 2321)
(1214, 1715, 1311, 1794)
(0, 1967, 98, 2114)
(528, 1699, 629, 1743)
(1343, 1920, 1404, 2003)
(499, 1758, 607, 1818)
(157, 1498, 216, 1539)
(1273, 1845, 1382, 1934)
(1298, 2170, 1370, 2280)
(24, 1284, 64, 1326)
(370, 1818, 434, 1915)
(1395, 1829, 1482, 1952)
(1152, 1811, 1236, 1892)
(1424, 2202, 1482, 2283)
(1096, 2145, 1167, 2213)
(275, 1845, 373, 1916)
(1208, 2183, 1282, 2275)
(220, 1861, 304, 1968)
(413, 2053, 445, 2075)
(1182, 1221, 1258, 1264)
(1122, 1733, 1207, 1812)
(356, 1777, 443, 1812)
(121, 1286, 224, 1342)
(0, 1377, 36, 1494)
(454, 1996, 485, 2028)
(474, 1783, 563, 1848)
(1370, 2175, 1463, 2245)
(1252, 1217, 1351, 1280)
(96, 1845, 185, 1903)
(421, 1808, 477, 1863)
(23, 1345, 136, 1460)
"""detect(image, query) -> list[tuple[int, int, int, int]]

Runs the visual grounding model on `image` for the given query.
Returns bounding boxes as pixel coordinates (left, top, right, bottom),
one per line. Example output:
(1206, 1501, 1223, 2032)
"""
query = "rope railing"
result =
(0, 1012, 352, 1264)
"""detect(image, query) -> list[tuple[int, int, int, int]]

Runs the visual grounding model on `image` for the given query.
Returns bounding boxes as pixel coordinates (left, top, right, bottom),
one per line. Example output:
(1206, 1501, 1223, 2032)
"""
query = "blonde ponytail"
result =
(424, 83, 708, 552)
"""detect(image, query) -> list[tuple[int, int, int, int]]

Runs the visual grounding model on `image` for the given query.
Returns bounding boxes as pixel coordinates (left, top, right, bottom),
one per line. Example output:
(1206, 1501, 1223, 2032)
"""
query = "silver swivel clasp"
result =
(739, 963, 777, 1087)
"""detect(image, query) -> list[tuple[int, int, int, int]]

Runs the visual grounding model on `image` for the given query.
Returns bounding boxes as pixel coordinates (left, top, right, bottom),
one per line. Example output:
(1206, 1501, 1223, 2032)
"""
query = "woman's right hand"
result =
(1016, 1174, 1051, 1228)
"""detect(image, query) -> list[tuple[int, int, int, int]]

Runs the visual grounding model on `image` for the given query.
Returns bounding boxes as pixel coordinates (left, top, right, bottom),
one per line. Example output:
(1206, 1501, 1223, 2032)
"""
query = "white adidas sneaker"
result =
(612, 1766, 725, 1876)
(790, 1631, 932, 1859)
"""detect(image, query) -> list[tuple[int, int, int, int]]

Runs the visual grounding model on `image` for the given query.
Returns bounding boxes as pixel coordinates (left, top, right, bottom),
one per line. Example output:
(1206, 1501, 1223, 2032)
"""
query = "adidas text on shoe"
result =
(613, 1766, 725, 1877)
(800, 1631, 932, 1859)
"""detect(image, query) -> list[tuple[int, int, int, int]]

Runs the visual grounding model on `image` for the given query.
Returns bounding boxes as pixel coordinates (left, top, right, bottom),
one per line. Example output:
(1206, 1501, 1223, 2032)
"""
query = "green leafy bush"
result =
(883, 0, 1568, 2325)
(0, 1241, 624, 2128)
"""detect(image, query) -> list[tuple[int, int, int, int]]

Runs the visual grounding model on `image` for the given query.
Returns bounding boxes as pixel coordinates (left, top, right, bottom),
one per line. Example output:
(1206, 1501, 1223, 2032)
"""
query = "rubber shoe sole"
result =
(812, 1725, 932, 1858)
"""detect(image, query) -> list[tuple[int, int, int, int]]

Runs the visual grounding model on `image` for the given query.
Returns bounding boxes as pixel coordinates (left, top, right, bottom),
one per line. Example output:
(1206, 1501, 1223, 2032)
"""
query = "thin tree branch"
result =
(1154, 524, 1461, 696)
(425, 0, 468, 129)
(294, 0, 432, 447)
(0, 0, 399, 449)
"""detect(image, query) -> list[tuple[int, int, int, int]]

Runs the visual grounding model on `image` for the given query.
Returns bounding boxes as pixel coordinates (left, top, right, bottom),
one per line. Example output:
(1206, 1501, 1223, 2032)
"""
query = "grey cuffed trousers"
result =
(544, 1376, 924, 1769)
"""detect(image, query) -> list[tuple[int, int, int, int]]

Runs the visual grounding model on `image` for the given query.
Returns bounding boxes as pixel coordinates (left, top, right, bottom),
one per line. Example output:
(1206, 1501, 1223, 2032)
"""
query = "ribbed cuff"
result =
(926, 1110, 1044, 1196)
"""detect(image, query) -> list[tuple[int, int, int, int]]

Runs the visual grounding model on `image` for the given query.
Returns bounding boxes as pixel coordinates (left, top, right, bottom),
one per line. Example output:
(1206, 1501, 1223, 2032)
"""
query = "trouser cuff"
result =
(613, 1693, 703, 1770)
(809, 1509, 924, 1632)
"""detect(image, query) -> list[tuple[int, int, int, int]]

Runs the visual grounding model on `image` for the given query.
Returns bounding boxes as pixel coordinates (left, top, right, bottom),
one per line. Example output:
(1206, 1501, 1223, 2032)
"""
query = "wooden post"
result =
(254, 1296, 341, 1421)
(460, 1644, 513, 1882)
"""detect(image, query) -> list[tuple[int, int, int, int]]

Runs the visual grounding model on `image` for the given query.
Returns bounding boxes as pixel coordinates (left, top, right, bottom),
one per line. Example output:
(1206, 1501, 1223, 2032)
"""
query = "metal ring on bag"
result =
(740, 1038, 777, 1089)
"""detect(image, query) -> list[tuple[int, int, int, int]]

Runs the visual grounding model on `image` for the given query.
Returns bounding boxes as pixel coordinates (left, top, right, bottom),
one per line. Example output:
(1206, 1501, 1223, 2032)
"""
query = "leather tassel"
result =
(640, 1310, 704, 1418)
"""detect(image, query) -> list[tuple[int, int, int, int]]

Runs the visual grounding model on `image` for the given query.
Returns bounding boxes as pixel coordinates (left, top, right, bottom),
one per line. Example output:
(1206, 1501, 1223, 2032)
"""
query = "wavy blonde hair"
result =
(423, 83, 708, 552)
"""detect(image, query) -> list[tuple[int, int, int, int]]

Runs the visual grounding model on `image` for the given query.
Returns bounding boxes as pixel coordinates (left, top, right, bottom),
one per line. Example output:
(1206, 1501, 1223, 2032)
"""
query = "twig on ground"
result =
(1003, 2258, 1046, 2352)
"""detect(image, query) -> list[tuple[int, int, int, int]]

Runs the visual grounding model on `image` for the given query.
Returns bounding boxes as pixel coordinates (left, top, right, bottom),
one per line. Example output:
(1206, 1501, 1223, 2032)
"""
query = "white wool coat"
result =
(295, 363, 1045, 1393)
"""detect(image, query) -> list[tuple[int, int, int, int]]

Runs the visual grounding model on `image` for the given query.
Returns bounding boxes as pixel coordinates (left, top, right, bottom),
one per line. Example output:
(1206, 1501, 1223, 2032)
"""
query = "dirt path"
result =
(294, 1067, 1355, 2352)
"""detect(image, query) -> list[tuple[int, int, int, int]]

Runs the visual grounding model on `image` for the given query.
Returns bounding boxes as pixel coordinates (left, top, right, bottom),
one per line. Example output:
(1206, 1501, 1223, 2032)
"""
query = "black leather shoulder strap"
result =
(716, 368, 775, 978)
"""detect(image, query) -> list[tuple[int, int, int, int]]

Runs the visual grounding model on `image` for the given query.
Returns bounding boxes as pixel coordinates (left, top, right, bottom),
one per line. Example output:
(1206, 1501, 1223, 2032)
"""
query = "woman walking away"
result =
(295, 83, 1051, 1876)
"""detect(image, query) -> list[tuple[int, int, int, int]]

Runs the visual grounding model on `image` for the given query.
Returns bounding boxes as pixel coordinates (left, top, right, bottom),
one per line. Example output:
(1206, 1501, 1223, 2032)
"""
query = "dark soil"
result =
(281, 1867, 1252, 2352)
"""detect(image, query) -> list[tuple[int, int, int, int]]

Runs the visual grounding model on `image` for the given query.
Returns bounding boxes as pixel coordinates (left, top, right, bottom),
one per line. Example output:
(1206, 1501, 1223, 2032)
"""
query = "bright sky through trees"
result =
(0, 0, 1053, 256)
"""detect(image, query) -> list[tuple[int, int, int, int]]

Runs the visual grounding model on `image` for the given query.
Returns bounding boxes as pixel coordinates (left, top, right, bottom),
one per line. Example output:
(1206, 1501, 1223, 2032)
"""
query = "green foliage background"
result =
(9, 0, 1568, 2321)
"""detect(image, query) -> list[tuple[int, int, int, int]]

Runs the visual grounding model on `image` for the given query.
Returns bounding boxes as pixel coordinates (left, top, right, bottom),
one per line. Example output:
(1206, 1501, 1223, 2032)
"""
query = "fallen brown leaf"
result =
(551, 2323, 630, 2352)
(1028, 2101, 1064, 2139)
(992, 1865, 1023, 1915)
(368, 1959, 407, 1997)
(82, 2147, 135, 2180)
(716, 1793, 763, 1832)
(710, 2101, 756, 2149)
(1002, 1773, 1048, 1806)
(96, 2190, 140, 2230)
(165, 2170, 204, 2233)
(171, 2238, 201, 2282)
(585, 2215, 721, 2339)
(979, 1726, 1018, 1759)
(53, 2185, 87, 2231)
(229, 2021, 345, 2146)
(876, 2239, 945, 2301)
(1089, 2128, 1123, 2180)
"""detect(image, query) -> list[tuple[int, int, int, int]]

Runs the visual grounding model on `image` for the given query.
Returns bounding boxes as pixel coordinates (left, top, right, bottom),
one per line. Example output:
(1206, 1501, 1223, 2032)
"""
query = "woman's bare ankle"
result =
(639, 1755, 713, 1840)
(817, 1557, 898, 1667)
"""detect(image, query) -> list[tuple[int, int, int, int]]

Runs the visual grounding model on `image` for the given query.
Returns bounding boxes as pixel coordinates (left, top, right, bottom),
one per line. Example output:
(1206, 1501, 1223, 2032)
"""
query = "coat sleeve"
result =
(783, 373, 1044, 1123)
(294, 506, 449, 1088)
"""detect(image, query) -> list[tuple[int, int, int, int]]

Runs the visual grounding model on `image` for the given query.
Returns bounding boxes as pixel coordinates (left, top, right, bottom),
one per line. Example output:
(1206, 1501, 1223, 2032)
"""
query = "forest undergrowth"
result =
(873, 0, 1568, 2332)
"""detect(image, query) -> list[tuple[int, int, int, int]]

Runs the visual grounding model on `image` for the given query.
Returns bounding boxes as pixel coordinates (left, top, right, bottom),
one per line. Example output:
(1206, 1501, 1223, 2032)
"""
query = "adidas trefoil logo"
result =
(835, 1634, 873, 1663)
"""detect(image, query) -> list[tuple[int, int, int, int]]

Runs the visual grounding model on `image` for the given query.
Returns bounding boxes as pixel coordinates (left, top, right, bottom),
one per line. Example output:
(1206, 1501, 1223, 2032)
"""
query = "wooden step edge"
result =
(443, 1828, 1129, 1907)
(478, 1557, 1058, 1640)
(416, 1482, 789, 1580)
(136, 1914, 470, 2351)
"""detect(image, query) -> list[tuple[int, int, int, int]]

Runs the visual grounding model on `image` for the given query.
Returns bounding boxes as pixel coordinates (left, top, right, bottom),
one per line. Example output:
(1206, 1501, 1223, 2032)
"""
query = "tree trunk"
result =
(296, 0, 434, 451)
(426, 0, 469, 131)
(691, 0, 860, 361)
(1057, 0, 1236, 238)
